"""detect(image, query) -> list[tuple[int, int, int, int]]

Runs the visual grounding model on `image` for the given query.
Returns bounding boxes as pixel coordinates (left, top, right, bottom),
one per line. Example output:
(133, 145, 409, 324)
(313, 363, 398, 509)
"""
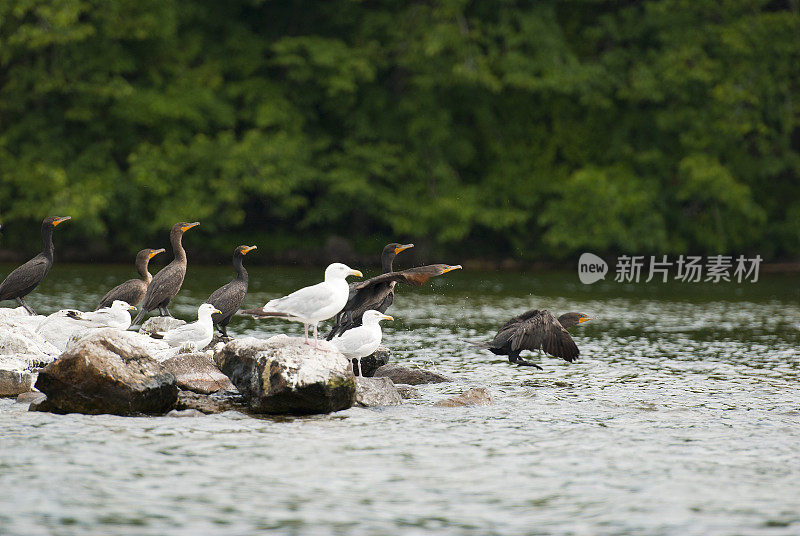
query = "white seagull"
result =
(66, 300, 136, 330)
(331, 309, 393, 375)
(243, 262, 362, 346)
(154, 303, 220, 351)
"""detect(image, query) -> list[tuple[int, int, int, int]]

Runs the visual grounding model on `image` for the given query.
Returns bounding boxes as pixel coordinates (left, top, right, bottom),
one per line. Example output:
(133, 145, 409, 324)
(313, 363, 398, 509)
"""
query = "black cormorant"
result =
(96, 248, 165, 310)
(131, 221, 199, 326)
(467, 310, 591, 369)
(0, 216, 71, 315)
(327, 257, 461, 340)
(205, 244, 257, 336)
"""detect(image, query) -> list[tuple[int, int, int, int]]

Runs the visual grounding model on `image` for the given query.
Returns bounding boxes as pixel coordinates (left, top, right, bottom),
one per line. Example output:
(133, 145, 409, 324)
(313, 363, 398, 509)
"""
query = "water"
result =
(1, 263, 799, 535)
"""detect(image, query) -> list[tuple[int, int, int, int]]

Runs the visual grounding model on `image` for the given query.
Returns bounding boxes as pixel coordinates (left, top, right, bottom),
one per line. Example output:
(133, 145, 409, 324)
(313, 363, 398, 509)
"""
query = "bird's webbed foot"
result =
(515, 358, 543, 370)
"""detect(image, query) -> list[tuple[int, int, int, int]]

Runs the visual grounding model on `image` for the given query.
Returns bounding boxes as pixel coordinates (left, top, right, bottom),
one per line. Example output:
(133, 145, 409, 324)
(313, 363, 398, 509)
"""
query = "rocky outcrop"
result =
(31, 329, 178, 415)
(434, 388, 492, 407)
(0, 358, 37, 397)
(216, 335, 355, 415)
(372, 363, 451, 385)
(0, 309, 60, 371)
(395, 384, 421, 399)
(174, 389, 248, 414)
(161, 353, 235, 394)
(354, 376, 402, 407)
(354, 346, 391, 377)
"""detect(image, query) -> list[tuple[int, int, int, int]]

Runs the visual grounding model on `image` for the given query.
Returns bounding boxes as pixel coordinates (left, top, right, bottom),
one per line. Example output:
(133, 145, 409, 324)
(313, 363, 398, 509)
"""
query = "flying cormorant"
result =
(467, 310, 591, 369)
(0, 216, 71, 315)
(132, 221, 199, 326)
(205, 244, 257, 336)
(242, 263, 362, 347)
(96, 248, 165, 309)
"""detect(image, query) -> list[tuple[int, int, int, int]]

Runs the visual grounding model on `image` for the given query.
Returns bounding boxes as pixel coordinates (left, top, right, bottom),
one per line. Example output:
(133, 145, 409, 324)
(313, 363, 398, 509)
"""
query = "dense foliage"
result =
(1, 0, 798, 262)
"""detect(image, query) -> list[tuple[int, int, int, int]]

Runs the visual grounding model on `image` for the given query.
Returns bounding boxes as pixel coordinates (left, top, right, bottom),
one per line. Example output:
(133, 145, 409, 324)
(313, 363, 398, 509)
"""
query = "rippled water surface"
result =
(1, 263, 799, 535)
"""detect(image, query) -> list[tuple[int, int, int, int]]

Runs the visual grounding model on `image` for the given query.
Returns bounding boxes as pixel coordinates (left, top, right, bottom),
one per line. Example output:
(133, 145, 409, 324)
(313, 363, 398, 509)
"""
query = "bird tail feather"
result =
(460, 338, 492, 349)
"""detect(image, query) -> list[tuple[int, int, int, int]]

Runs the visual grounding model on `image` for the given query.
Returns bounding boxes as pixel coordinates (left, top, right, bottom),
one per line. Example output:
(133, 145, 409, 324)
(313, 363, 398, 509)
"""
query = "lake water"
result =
(1, 263, 799, 535)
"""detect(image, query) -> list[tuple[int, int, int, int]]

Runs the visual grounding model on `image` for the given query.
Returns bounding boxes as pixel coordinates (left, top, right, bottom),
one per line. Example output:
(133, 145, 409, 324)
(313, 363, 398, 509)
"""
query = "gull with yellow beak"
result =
(152, 303, 221, 351)
(132, 221, 199, 326)
(243, 263, 363, 347)
(67, 300, 138, 330)
(331, 309, 394, 376)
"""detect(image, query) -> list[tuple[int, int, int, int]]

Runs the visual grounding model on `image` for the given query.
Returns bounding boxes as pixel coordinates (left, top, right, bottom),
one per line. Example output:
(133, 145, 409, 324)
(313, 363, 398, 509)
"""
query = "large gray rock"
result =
(434, 387, 492, 407)
(373, 363, 451, 385)
(355, 346, 391, 377)
(0, 309, 60, 369)
(354, 376, 402, 407)
(31, 328, 178, 415)
(162, 353, 235, 394)
(216, 335, 355, 415)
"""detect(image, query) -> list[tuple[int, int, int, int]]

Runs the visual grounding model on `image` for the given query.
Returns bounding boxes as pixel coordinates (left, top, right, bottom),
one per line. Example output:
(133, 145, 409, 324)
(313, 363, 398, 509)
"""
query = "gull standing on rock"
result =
(152, 303, 220, 351)
(67, 300, 137, 330)
(331, 310, 393, 376)
(242, 263, 362, 347)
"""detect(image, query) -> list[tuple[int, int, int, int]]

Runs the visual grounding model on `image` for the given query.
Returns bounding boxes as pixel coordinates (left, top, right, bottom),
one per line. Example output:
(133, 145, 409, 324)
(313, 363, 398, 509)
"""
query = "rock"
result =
(161, 353, 235, 394)
(354, 376, 402, 407)
(139, 316, 186, 335)
(373, 363, 451, 385)
(35, 311, 95, 353)
(354, 346, 391, 377)
(166, 408, 205, 418)
(216, 335, 355, 415)
(16, 391, 46, 404)
(174, 389, 248, 415)
(0, 358, 37, 397)
(32, 328, 178, 415)
(434, 387, 493, 407)
(0, 310, 60, 367)
(395, 384, 421, 399)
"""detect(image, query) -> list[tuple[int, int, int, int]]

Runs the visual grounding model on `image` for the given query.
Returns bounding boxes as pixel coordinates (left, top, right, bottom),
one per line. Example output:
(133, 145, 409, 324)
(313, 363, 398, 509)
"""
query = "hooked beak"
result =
(181, 222, 200, 232)
(442, 264, 462, 274)
(52, 216, 71, 227)
(242, 245, 257, 255)
(149, 248, 165, 259)
(382, 314, 394, 321)
(213, 308, 222, 314)
(349, 269, 363, 278)
(578, 316, 591, 324)
(394, 243, 414, 254)
(128, 305, 137, 311)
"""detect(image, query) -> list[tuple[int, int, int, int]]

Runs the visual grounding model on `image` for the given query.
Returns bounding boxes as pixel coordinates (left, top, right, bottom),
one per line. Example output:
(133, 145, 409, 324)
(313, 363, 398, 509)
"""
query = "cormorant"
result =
(205, 244, 257, 336)
(467, 310, 590, 369)
(242, 263, 362, 347)
(0, 216, 71, 315)
(331, 310, 393, 376)
(131, 221, 199, 326)
(326, 242, 412, 339)
(96, 248, 165, 309)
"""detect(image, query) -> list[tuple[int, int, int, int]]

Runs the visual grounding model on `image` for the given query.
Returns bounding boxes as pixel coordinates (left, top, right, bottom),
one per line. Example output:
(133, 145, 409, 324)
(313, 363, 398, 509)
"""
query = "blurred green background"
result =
(0, 0, 798, 265)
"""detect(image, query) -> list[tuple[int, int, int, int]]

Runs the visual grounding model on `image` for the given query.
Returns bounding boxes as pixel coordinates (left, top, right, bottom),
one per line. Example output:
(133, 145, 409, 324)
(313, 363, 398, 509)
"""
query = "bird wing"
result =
(141, 262, 185, 310)
(0, 254, 49, 299)
(163, 322, 206, 345)
(350, 265, 453, 290)
(207, 280, 247, 317)
(332, 326, 380, 358)
(97, 279, 144, 310)
(507, 310, 579, 362)
(262, 282, 336, 319)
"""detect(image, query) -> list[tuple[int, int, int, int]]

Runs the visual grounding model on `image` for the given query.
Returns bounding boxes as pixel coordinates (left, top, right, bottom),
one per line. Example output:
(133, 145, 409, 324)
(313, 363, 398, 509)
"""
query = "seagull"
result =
(331, 310, 393, 376)
(66, 300, 136, 330)
(242, 262, 363, 347)
(151, 303, 220, 351)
